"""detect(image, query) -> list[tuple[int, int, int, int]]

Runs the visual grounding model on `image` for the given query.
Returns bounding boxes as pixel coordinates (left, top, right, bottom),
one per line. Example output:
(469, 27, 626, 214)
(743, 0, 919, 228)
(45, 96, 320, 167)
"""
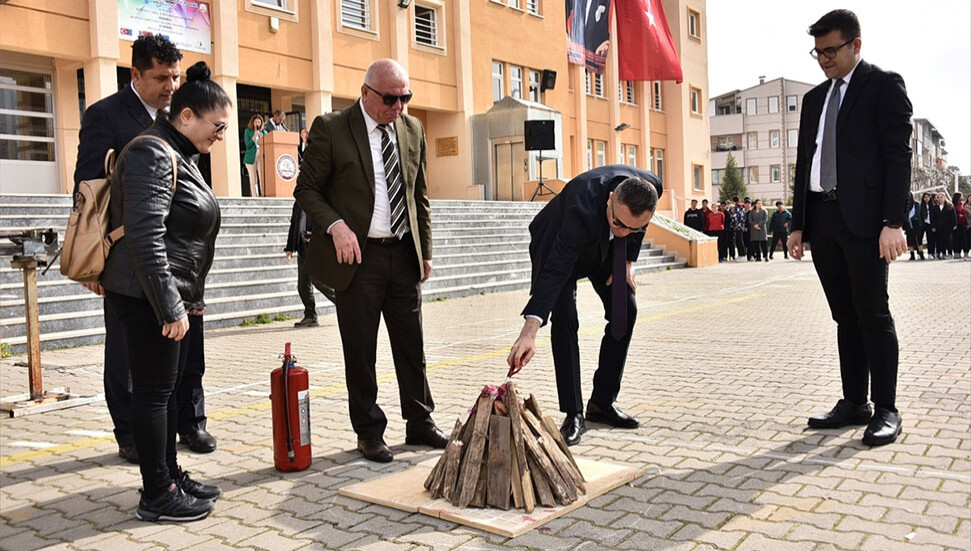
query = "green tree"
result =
(719, 152, 746, 202)
(958, 175, 971, 198)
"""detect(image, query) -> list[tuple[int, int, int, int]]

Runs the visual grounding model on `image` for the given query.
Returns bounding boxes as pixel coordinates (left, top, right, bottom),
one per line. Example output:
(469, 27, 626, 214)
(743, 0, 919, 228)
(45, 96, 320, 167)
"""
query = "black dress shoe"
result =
(118, 445, 140, 464)
(405, 423, 448, 449)
(862, 407, 902, 446)
(807, 399, 872, 429)
(559, 413, 586, 446)
(357, 438, 393, 463)
(179, 430, 217, 454)
(585, 400, 640, 429)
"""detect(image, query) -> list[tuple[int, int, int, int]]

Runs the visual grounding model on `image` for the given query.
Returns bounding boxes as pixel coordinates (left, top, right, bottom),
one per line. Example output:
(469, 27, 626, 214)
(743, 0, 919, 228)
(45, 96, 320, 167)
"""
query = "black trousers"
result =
(808, 196, 898, 409)
(334, 237, 434, 440)
(716, 231, 729, 260)
(549, 260, 637, 414)
(103, 298, 207, 446)
(733, 230, 747, 258)
(769, 232, 788, 258)
(926, 228, 937, 256)
(105, 291, 190, 498)
(750, 240, 768, 260)
(297, 252, 336, 318)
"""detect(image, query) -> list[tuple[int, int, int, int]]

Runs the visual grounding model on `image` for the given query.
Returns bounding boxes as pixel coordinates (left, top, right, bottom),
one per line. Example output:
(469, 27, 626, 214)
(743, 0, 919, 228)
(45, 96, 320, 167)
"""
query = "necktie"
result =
(611, 236, 627, 340)
(378, 124, 407, 238)
(820, 79, 844, 193)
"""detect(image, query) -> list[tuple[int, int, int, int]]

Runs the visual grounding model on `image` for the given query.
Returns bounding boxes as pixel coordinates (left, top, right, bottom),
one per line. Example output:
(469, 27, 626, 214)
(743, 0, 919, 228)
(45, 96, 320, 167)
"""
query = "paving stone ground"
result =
(1, 255, 969, 551)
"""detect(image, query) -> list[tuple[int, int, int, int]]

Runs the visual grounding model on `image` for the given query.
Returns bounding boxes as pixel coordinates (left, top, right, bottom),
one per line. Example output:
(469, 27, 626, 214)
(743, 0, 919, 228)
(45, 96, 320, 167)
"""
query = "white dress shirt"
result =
(360, 102, 410, 238)
(130, 83, 159, 120)
(809, 58, 861, 192)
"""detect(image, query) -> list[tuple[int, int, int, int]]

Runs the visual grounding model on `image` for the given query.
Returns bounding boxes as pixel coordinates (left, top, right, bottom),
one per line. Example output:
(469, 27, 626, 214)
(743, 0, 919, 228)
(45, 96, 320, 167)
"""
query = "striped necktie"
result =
(378, 124, 407, 238)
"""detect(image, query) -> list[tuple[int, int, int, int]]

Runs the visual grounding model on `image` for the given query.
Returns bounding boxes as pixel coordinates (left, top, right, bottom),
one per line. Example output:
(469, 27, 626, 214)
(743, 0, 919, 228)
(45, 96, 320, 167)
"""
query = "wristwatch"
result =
(883, 219, 902, 229)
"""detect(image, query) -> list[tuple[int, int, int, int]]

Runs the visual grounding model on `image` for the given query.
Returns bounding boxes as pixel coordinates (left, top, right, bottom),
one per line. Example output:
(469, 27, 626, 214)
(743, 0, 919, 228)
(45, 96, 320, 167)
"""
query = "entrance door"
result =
(493, 140, 526, 201)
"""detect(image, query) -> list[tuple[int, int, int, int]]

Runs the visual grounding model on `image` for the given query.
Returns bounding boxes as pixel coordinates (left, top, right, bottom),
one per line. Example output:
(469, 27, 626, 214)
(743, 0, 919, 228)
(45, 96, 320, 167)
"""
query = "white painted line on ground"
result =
(66, 430, 112, 438)
(8, 441, 58, 449)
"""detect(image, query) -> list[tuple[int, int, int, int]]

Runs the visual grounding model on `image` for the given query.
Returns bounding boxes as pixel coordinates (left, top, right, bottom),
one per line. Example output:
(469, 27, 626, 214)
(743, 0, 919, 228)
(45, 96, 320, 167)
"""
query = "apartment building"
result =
(0, 0, 709, 217)
(708, 76, 814, 204)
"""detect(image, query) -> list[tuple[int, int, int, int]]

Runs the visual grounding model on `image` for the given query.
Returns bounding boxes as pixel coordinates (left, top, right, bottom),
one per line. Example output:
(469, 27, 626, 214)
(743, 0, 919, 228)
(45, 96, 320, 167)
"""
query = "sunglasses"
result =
(203, 118, 229, 134)
(365, 84, 413, 106)
(610, 202, 648, 232)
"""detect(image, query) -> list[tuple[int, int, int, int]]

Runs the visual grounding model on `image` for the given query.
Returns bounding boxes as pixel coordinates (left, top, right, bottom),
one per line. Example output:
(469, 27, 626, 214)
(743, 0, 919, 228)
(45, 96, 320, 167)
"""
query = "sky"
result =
(706, 0, 971, 174)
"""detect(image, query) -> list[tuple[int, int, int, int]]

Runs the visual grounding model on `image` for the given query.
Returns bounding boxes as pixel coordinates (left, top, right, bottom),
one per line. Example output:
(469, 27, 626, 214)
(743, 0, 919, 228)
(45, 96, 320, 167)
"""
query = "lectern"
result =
(259, 131, 300, 198)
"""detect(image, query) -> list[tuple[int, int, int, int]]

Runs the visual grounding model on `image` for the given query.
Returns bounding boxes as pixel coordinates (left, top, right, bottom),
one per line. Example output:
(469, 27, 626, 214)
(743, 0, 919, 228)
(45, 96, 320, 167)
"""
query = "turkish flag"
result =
(615, 0, 683, 83)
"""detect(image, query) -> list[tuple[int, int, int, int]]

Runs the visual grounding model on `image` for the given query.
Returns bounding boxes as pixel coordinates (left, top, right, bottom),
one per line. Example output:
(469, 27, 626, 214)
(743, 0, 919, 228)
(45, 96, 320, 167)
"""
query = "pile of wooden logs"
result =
(423, 383, 586, 512)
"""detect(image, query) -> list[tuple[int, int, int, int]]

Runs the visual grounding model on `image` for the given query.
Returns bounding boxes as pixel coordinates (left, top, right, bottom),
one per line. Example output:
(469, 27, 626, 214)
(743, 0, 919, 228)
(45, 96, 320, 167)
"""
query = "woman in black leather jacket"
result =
(102, 61, 230, 522)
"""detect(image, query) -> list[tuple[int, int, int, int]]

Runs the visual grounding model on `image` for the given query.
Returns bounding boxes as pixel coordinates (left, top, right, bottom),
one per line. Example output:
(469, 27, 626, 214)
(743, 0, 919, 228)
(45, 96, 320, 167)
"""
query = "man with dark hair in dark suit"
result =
(507, 165, 662, 446)
(789, 9, 912, 446)
(295, 59, 446, 463)
(75, 35, 217, 460)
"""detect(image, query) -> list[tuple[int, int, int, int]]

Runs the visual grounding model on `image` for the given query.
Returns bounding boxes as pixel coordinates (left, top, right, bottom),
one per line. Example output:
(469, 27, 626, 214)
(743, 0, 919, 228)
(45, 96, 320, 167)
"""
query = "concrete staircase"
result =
(0, 195, 684, 353)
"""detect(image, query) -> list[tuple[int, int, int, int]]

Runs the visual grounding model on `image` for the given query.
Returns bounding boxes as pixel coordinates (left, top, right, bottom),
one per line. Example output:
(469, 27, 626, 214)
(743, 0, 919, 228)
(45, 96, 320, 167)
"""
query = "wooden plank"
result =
(504, 383, 530, 508)
(526, 454, 555, 507)
(430, 437, 462, 499)
(453, 392, 496, 508)
(521, 422, 577, 504)
(508, 442, 524, 509)
(486, 415, 511, 510)
(541, 414, 583, 481)
(441, 441, 463, 502)
(524, 394, 543, 419)
(471, 446, 488, 508)
(522, 410, 585, 494)
(425, 418, 464, 490)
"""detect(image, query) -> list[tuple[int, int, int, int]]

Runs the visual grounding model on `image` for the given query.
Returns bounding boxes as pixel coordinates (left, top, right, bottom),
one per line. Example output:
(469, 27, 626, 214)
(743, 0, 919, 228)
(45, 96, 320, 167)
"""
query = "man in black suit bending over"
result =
(75, 35, 217, 460)
(788, 10, 912, 446)
(507, 165, 661, 446)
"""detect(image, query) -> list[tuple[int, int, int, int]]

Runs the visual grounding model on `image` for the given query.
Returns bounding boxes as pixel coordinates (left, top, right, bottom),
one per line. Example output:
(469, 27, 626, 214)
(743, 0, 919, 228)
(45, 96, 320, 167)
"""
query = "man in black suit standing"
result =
(75, 35, 216, 460)
(507, 165, 661, 446)
(788, 10, 912, 447)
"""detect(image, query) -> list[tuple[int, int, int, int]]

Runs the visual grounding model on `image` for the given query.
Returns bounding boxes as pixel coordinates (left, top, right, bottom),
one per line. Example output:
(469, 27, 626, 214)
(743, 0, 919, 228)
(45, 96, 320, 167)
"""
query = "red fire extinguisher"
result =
(271, 342, 312, 471)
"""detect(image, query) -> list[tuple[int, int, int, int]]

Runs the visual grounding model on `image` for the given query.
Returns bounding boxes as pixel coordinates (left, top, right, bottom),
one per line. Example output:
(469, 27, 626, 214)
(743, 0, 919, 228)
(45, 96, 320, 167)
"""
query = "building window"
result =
(747, 132, 758, 150)
(653, 148, 664, 182)
(528, 69, 541, 102)
(586, 139, 593, 170)
(595, 140, 606, 167)
(592, 72, 604, 98)
(693, 164, 704, 191)
(492, 61, 504, 102)
(770, 165, 781, 182)
(768, 96, 779, 114)
(769, 130, 780, 148)
(340, 0, 372, 31)
(652, 81, 663, 110)
(717, 136, 733, 150)
(687, 8, 700, 39)
(748, 166, 759, 184)
(787, 129, 798, 148)
(626, 144, 637, 166)
(712, 169, 724, 186)
(787, 95, 798, 112)
(625, 81, 636, 104)
(0, 68, 55, 162)
(507, 0, 520, 8)
(526, 0, 540, 15)
(690, 87, 702, 115)
(746, 98, 757, 115)
(510, 66, 523, 99)
(253, 0, 289, 9)
(585, 70, 592, 95)
(414, 4, 440, 47)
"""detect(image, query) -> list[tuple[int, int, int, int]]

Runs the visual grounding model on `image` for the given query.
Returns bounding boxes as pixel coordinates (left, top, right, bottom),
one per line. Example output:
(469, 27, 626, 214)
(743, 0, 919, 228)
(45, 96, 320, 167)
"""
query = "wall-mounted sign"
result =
(118, 0, 212, 55)
(436, 137, 459, 157)
(276, 153, 298, 182)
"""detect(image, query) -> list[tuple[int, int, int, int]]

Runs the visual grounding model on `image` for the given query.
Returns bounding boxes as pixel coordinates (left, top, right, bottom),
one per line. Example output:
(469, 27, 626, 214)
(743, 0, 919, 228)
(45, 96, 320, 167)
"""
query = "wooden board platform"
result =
(339, 456, 644, 537)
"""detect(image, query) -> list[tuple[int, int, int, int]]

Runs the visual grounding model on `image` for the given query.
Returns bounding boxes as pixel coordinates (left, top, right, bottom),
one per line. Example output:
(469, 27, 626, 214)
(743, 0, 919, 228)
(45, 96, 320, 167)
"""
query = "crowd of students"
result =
(683, 196, 792, 262)
(907, 192, 970, 260)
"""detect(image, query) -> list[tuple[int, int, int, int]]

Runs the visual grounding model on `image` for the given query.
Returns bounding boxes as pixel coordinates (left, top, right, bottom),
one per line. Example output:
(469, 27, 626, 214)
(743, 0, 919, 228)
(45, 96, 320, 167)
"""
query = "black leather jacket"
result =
(102, 118, 221, 324)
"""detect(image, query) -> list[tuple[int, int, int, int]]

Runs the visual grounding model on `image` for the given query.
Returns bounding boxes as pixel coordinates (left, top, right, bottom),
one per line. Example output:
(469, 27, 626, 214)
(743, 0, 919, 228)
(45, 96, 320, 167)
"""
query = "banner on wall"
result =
(118, 0, 212, 55)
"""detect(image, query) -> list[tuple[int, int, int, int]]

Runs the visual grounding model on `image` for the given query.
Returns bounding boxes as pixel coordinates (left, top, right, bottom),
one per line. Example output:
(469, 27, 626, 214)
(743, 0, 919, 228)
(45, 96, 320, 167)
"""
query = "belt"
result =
(366, 236, 400, 246)
(809, 189, 838, 202)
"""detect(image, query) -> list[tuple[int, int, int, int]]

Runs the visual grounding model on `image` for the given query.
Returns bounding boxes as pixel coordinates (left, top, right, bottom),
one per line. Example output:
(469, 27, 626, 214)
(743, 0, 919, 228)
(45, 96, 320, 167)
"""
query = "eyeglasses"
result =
(610, 202, 648, 233)
(203, 118, 229, 134)
(809, 38, 854, 60)
(365, 84, 413, 106)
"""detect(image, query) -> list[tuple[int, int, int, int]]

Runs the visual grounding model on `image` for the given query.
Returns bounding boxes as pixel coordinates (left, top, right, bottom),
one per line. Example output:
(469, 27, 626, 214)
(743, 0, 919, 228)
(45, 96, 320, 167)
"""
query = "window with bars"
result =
(526, 0, 539, 15)
(340, 0, 371, 31)
(593, 72, 604, 98)
(414, 5, 438, 47)
(653, 81, 662, 110)
(585, 70, 592, 95)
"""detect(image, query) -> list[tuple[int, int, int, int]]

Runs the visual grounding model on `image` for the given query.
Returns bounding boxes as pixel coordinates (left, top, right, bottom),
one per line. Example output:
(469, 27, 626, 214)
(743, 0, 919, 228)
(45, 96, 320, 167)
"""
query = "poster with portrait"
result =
(566, 0, 612, 75)
(118, 0, 212, 55)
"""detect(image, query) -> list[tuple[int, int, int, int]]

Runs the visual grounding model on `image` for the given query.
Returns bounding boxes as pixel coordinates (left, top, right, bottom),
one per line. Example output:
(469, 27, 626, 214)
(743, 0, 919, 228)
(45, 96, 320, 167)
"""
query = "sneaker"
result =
(176, 469, 221, 501)
(294, 317, 319, 328)
(136, 483, 213, 522)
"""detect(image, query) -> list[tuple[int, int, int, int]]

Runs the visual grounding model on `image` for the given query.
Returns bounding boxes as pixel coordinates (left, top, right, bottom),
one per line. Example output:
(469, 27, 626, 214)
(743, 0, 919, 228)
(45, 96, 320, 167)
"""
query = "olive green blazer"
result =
(294, 101, 432, 291)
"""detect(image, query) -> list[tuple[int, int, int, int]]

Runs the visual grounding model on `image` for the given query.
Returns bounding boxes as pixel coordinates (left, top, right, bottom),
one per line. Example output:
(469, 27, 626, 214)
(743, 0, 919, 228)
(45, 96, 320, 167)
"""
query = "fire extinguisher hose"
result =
(281, 353, 295, 462)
